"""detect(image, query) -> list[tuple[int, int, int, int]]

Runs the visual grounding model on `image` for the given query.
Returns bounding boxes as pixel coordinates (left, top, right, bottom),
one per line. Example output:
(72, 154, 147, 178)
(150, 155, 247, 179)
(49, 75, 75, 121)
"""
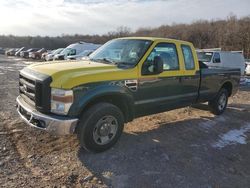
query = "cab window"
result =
(69, 49, 76, 55)
(181, 45, 195, 70)
(213, 52, 221, 63)
(143, 43, 179, 73)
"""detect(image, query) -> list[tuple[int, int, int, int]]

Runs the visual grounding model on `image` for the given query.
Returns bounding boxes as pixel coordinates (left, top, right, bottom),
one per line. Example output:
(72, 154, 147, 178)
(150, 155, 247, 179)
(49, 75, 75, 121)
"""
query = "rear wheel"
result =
(209, 88, 228, 115)
(77, 103, 124, 152)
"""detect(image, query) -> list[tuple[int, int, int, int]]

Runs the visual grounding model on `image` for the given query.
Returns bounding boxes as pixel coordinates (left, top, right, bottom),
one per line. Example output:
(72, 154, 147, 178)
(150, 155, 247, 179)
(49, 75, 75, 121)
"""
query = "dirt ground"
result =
(0, 54, 250, 188)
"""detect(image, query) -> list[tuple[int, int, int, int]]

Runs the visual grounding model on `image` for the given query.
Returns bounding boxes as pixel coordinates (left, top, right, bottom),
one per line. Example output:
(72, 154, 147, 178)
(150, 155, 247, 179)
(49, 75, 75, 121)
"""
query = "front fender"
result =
(68, 81, 135, 117)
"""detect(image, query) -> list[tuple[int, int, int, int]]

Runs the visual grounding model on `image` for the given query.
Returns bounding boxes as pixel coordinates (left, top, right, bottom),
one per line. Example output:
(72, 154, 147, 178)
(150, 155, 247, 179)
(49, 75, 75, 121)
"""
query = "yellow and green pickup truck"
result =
(17, 37, 240, 152)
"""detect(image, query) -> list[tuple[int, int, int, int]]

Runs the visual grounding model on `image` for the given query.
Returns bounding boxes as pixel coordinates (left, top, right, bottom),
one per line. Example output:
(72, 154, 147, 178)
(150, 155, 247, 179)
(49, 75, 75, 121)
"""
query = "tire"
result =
(209, 88, 228, 115)
(77, 102, 124, 152)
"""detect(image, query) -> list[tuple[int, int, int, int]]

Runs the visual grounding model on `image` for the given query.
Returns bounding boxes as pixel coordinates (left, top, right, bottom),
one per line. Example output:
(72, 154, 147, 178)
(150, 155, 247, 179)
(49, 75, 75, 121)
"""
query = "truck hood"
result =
(25, 60, 137, 89)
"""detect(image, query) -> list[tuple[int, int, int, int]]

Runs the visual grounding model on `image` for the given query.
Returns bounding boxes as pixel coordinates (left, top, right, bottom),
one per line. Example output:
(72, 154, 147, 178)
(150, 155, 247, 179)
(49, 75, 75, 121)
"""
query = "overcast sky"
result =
(0, 0, 249, 36)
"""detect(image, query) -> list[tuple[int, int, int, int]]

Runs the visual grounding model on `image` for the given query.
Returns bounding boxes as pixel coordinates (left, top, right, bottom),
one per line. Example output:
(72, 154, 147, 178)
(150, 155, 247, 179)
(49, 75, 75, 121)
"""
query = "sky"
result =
(0, 0, 249, 36)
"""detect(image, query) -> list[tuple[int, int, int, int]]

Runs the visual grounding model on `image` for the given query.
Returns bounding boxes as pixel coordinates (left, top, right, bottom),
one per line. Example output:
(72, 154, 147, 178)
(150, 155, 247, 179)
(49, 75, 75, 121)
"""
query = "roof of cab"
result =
(117, 37, 193, 45)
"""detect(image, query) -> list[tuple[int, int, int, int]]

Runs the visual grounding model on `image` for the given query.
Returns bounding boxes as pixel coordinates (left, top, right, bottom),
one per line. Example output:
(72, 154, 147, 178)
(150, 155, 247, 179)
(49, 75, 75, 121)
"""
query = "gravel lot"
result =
(0, 55, 250, 188)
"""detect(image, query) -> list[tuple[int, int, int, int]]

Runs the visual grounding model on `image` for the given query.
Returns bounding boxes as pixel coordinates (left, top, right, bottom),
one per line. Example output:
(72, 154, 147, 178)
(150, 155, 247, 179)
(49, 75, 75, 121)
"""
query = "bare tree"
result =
(1, 16, 250, 58)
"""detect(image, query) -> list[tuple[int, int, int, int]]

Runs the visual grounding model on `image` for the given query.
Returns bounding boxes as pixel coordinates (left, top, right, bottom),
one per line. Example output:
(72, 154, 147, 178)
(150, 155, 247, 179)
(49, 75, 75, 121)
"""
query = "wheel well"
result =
(82, 95, 133, 123)
(221, 82, 232, 96)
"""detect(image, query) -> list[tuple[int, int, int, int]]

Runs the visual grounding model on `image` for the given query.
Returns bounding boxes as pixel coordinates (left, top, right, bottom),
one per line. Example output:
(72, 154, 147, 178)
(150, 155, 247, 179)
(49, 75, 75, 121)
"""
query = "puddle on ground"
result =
(212, 123, 250, 149)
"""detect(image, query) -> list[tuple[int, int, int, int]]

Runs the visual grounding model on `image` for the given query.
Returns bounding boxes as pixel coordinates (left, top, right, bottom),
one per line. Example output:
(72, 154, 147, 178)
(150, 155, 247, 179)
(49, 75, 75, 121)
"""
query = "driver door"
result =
(134, 42, 196, 117)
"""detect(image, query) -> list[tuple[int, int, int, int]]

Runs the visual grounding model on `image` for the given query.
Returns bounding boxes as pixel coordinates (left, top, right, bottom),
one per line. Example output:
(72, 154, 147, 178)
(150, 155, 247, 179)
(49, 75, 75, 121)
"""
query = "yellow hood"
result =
(27, 60, 138, 89)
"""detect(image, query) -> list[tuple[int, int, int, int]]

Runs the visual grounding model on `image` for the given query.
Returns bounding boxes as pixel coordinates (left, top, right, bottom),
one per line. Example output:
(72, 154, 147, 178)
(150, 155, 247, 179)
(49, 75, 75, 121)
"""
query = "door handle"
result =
(218, 73, 225, 76)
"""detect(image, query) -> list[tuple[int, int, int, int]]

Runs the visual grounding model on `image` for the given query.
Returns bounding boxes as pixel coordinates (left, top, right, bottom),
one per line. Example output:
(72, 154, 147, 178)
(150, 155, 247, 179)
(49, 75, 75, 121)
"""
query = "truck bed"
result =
(198, 66, 241, 102)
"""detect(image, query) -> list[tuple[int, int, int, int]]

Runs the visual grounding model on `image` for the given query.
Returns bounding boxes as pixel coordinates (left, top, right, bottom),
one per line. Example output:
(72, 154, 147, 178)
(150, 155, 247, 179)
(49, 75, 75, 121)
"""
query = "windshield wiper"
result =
(115, 62, 133, 66)
(91, 58, 115, 64)
(91, 58, 133, 67)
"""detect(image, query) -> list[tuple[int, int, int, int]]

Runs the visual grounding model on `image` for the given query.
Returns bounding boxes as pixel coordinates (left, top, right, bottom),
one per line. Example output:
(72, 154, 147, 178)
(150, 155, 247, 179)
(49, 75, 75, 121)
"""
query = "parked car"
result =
(41, 50, 51, 61)
(245, 62, 250, 76)
(15, 47, 27, 56)
(16, 37, 240, 152)
(66, 50, 95, 60)
(29, 48, 47, 59)
(20, 48, 40, 58)
(6, 48, 18, 56)
(197, 51, 245, 76)
(41, 52, 48, 61)
(53, 42, 101, 60)
(0, 48, 5, 55)
(45, 48, 64, 61)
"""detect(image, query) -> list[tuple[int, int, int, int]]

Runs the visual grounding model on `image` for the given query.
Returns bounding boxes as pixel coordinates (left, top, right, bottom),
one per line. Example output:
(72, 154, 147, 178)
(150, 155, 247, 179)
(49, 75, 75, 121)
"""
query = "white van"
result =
(66, 50, 95, 60)
(54, 42, 101, 60)
(197, 51, 245, 76)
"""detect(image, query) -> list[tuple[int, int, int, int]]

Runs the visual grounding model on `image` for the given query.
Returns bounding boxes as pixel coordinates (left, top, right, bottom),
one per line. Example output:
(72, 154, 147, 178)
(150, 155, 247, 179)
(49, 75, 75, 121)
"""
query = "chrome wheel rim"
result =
(93, 115, 118, 145)
(218, 93, 227, 111)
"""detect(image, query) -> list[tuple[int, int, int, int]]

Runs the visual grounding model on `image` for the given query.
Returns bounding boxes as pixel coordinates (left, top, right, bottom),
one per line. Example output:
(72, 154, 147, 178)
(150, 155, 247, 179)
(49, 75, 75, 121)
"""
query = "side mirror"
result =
(213, 58, 220, 63)
(199, 60, 208, 69)
(153, 56, 164, 74)
(142, 56, 164, 75)
(87, 52, 93, 56)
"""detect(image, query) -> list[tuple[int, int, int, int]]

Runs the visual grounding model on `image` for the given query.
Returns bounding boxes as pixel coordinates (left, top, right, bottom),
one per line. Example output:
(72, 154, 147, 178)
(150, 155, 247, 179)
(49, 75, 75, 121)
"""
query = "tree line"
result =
(1, 15, 250, 58)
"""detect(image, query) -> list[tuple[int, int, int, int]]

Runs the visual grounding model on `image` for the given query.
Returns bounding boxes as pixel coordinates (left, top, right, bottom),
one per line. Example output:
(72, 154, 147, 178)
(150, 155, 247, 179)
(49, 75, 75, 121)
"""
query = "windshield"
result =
(17, 47, 25, 52)
(60, 48, 76, 55)
(53, 48, 63, 55)
(37, 48, 44, 53)
(197, 52, 213, 62)
(29, 48, 39, 52)
(89, 39, 152, 66)
(79, 50, 93, 56)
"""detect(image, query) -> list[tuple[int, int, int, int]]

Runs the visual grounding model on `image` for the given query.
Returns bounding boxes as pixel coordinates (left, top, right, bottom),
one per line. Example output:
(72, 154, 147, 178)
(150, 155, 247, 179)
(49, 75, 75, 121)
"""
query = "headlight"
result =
(51, 88, 73, 115)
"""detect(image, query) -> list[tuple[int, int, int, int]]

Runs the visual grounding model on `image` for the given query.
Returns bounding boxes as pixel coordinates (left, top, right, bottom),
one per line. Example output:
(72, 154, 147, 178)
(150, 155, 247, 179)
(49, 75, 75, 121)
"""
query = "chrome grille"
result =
(19, 70, 52, 113)
(19, 74, 36, 105)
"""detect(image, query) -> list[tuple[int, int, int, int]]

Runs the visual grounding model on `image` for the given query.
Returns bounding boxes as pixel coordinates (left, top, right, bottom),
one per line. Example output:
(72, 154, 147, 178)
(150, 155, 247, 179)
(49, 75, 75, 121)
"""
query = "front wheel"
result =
(77, 103, 124, 152)
(209, 88, 228, 115)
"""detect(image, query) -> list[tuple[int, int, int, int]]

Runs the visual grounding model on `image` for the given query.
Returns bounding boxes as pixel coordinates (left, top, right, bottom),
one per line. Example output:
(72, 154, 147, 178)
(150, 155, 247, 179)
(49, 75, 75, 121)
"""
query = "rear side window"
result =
(213, 52, 221, 63)
(181, 45, 195, 70)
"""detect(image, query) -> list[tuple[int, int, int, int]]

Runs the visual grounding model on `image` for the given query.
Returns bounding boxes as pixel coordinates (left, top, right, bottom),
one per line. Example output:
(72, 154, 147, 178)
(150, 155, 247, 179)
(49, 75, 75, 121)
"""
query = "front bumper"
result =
(16, 96, 78, 135)
(54, 55, 65, 60)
